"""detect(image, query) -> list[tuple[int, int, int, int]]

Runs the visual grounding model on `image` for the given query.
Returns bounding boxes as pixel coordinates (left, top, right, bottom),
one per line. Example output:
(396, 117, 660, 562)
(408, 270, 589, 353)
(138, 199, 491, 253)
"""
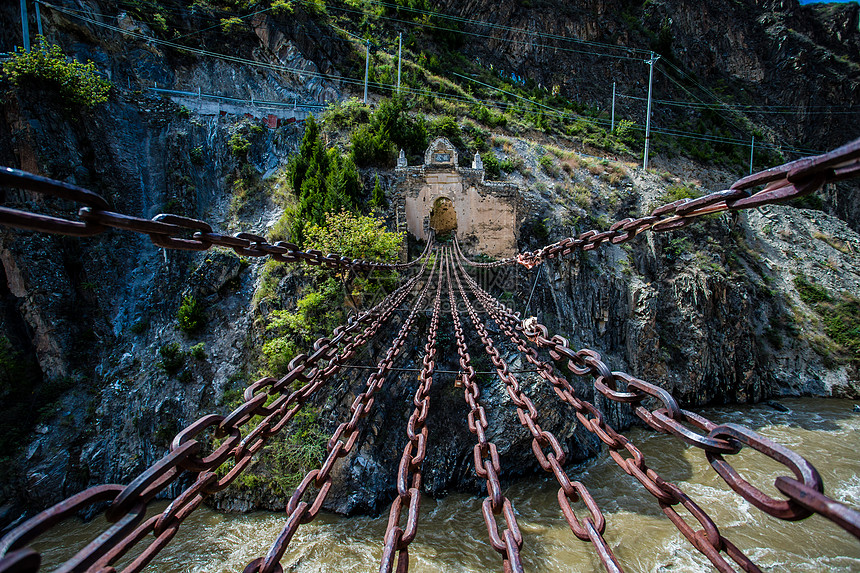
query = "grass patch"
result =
(658, 183, 703, 205)
(811, 231, 851, 254)
(159, 343, 186, 373)
(2, 38, 111, 108)
(794, 276, 860, 363)
(177, 295, 205, 334)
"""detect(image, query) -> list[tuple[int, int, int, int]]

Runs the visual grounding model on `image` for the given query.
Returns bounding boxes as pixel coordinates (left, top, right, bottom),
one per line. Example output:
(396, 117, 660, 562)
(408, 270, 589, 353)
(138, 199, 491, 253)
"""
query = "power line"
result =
(40, 2, 370, 90)
(363, 0, 650, 53)
(323, 2, 645, 61)
(40, 1, 824, 159)
(616, 93, 859, 113)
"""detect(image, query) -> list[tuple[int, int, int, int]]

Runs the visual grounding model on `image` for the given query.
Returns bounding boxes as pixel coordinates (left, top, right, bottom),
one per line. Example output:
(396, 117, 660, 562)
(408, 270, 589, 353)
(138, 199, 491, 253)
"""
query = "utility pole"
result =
(364, 39, 370, 104)
(397, 33, 402, 95)
(20, 0, 30, 52)
(749, 135, 755, 175)
(643, 51, 660, 170)
(35, 0, 43, 38)
(611, 81, 616, 132)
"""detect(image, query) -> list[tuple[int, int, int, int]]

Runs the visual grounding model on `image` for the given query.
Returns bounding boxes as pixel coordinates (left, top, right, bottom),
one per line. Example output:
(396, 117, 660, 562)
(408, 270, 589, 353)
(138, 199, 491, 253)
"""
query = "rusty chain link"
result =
(521, 318, 860, 541)
(458, 260, 759, 571)
(1, 139, 859, 572)
(244, 253, 441, 573)
(3, 139, 859, 272)
(444, 249, 525, 573)
(453, 253, 623, 572)
(0, 166, 431, 271)
(0, 248, 431, 573)
(379, 247, 444, 573)
(453, 138, 860, 269)
(455, 256, 622, 572)
(454, 247, 860, 569)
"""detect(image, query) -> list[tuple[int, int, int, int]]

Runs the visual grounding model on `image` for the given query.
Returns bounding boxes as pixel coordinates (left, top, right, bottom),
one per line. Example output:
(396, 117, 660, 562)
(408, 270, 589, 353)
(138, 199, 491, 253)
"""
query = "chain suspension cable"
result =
(455, 248, 860, 557)
(445, 248, 525, 573)
(2, 139, 859, 271)
(453, 138, 860, 269)
(452, 235, 516, 268)
(452, 254, 624, 572)
(244, 252, 441, 573)
(0, 251, 432, 573)
(379, 247, 444, 573)
(455, 252, 762, 570)
(0, 166, 431, 271)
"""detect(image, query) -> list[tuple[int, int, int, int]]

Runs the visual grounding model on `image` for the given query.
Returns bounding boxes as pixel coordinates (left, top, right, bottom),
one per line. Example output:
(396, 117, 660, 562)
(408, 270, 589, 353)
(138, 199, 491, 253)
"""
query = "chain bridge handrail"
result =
(452, 138, 860, 269)
(453, 246, 860, 562)
(0, 252, 432, 573)
(0, 166, 431, 272)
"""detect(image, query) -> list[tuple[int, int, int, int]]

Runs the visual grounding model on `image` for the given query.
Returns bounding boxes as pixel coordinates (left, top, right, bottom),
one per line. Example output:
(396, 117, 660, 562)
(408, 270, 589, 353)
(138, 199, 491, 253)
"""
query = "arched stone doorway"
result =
(429, 197, 457, 235)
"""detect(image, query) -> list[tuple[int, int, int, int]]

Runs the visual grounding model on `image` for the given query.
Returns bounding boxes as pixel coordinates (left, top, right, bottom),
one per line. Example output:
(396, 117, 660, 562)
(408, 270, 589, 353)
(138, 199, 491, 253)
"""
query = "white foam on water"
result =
(833, 473, 860, 505)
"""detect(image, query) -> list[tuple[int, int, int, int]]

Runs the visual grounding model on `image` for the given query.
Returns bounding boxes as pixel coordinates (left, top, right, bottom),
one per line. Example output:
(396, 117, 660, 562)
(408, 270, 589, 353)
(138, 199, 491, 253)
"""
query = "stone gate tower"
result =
(394, 138, 521, 258)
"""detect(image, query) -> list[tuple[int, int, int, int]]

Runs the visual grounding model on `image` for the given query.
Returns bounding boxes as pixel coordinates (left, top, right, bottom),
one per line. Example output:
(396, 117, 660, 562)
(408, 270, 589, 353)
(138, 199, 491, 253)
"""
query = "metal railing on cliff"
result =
(0, 139, 858, 573)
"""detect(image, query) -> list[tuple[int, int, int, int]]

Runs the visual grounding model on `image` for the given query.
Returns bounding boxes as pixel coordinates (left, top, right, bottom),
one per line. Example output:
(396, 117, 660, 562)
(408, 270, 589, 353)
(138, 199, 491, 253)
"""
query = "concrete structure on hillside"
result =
(394, 138, 521, 258)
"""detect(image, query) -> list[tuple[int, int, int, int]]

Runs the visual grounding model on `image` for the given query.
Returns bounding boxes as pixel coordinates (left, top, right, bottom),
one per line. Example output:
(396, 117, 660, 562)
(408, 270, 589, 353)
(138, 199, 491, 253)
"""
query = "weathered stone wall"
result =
(395, 138, 522, 258)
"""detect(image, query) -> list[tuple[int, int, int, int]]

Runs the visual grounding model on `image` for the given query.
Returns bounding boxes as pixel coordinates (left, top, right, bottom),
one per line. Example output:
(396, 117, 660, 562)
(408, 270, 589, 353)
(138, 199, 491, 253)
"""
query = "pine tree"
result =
(370, 175, 388, 211)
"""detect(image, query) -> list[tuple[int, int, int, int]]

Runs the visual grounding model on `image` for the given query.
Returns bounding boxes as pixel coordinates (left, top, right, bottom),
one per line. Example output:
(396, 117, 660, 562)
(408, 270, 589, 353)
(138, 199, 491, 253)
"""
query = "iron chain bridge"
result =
(0, 138, 858, 572)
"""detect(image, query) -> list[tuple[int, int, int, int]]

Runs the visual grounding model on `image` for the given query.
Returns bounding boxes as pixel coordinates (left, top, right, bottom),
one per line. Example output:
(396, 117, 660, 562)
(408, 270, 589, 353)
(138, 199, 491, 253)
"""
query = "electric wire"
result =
(39, 1, 829, 158)
(616, 93, 860, 113)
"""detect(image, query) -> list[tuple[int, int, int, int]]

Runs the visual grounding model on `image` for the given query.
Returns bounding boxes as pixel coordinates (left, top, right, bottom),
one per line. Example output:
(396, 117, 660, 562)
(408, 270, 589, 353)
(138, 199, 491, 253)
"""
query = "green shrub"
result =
(499, 156, 523, 174)
(323, 98, 371, 130)
(159, 343, 186, 373)
(129, 318, 149, 335)
(285, 115, 363, 243)
(539, 154, 559, 177)
(253, 259, 286, 308)
(229, 132, 251, 156)
(271, 0, 294, 15)
(220, 16, 245, 34)
(658, 184, 703, 206)
(264, 280, 345, 346)
(262, 336, 299, 373)
(821, 294, 860, 358)
(2, 39, 111, 107)
(614, 119, 639, 146)
(190, 343, 206, 360)
(528, 218, 549, 244)
(351, 124, 396, 166)
(303, 210, 403, 266)
(428, 115, 466, 152)
(370, 175, 388, 210)
(663, 236, 692, 259)
(190, 146, 204, 165)
(794, 277, 860, 362)
(177, 105, 190, 118)
(482, 152, 501, 180)
(177, 295, 205, 333)
(792, 193, 825, 211)
(349, 97, 428, 167)
(794, 276, 830, 305)
(266, 407, 326, 493)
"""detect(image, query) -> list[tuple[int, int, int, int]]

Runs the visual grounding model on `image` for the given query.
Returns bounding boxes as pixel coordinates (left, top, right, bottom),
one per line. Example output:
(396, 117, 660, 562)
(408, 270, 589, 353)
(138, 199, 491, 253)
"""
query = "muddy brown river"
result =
(31, 398, 860, 572)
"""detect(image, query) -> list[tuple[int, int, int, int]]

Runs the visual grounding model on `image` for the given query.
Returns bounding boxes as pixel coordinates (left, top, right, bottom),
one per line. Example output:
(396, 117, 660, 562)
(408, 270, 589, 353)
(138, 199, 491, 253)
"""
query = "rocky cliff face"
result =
(0, 0, 858, 526)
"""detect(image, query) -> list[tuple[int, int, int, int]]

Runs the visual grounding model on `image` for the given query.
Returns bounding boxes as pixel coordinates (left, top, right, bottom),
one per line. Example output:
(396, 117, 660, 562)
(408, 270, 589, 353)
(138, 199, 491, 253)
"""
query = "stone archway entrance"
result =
(429, 197, 457, 234)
